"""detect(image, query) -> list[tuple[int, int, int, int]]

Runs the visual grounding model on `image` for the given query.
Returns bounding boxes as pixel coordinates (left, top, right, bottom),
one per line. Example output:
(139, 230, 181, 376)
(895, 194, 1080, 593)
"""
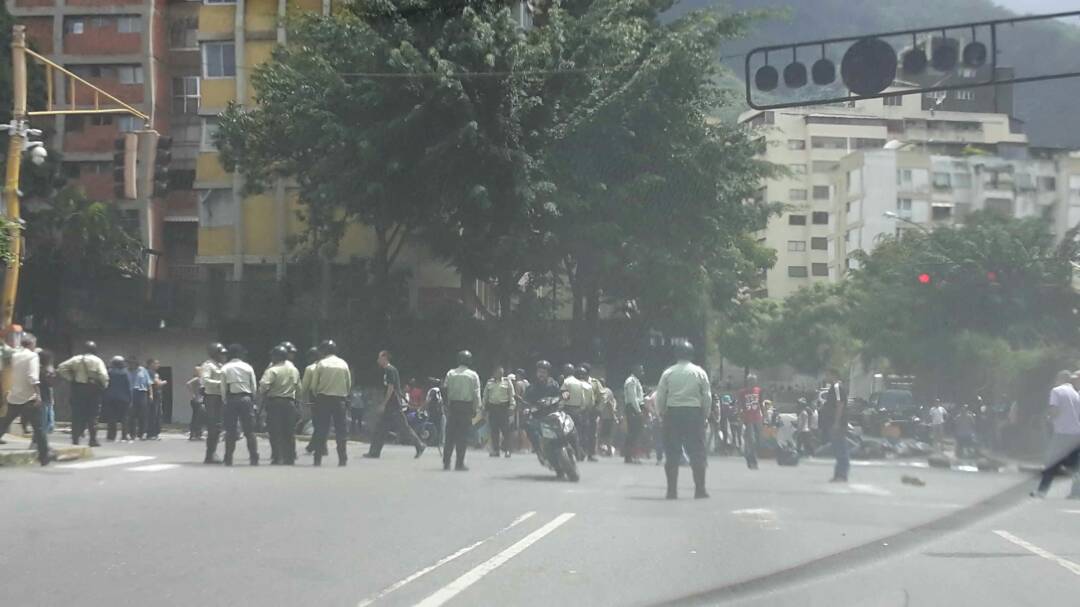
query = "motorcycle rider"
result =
(656, 341, 711, 500)
(524, 361, 560, 453)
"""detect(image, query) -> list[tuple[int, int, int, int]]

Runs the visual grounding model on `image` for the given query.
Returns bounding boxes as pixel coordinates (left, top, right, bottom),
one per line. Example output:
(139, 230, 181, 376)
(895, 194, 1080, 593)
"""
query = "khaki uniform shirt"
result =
(561, 377, 590, 410)
(307, 355, 352, 398)
(259, 361, 300, 400)
(200, 359, 223, 397)
(221, 359, 257, 396)
(484, 376, 516, 408)
(444, 366, 481, 407)
(57, 353, 108, 387)
(655, 360, 711, 415)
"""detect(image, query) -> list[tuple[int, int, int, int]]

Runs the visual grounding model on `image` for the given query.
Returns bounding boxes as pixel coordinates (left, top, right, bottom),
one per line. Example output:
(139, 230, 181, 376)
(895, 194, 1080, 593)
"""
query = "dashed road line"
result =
(355, 511, 536, 607)
(127, 463, 180, 472)
(732, 508, 779, 530)
(57, 455, 155, 469)
(993, 530, 1080, 577)
(415, 513, 576, 607)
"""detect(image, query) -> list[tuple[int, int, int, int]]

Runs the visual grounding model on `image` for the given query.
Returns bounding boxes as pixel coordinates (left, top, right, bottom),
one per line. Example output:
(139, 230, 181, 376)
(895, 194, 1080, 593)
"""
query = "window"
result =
(1038, 176, 1057, 191)
(117, 16, 142, 33)
(788, 266, 808, 278)
(812, 211, 829, 225)
(117, 116, 139, 132)
(812, 263, 829, 277)
(932, 205, 953, 220)
(787, 139, 806, 150)
(926, 90, 947, 100)
(788, 214, 807, 226)
(204, 0, 236, 4)
(65, 115, 85, 132)
(789, 188, 807, 201)
(89, 115, 114, 126)
(811, 136, 847, 150)
(199, 189, 236, 227)
(955, 90, 974, 101)
(811, 237, 827, 250)
(932, 172, 951, 189)
(897, 169, 913, 185)
(169, 169, 196, 191)
(813, 186, 830, 200)
(960, 68, 977, 78)
(953, 173, 972, 188)
(70, 65, 105, 79)
(985, 198, 1012, 216)
(91, 17, 108, 29)
(845, 202, 851, 214)
(883, 94, 903, 106)
(65, 19, 84, 35)
(201, 117, 220, 150)
(172, 76, 200, 114)
(788, 164, 806, 175)
(787, 240, 806, 252)
(202, 42, 236, 78)
(170, 17, 198, 49)
(897, 198, 913, 218)
(812, 161, 838, 174)
(852, 138, 886, 150)
(117, 66, 144, 84)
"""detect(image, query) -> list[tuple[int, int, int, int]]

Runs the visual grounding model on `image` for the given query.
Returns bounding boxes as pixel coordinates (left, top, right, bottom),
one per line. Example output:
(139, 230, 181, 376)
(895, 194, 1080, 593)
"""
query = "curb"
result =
(0, 445, 92, 467)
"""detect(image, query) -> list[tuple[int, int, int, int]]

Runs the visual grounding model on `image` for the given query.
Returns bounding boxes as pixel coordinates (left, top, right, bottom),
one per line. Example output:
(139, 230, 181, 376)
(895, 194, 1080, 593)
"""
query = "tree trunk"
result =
(372, 225, 393, 348)
(584, 278, 601, 364)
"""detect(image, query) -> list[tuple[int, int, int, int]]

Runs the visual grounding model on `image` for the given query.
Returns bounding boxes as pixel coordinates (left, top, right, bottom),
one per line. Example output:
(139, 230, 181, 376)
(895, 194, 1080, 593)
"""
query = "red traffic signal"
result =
(917, 272, 932, 285)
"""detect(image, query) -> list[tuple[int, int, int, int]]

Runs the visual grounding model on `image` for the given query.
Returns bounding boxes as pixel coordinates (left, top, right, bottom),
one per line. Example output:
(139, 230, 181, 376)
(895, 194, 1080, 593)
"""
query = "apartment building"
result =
(739, 88, 1026, 299)
(9, 0, 200, 280)
(832, 147, 1080, 274)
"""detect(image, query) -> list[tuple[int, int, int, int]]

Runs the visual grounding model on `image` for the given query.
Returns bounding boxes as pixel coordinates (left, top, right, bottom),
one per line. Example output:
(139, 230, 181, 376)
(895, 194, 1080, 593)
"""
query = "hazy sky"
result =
(995, 0, 1079, 14)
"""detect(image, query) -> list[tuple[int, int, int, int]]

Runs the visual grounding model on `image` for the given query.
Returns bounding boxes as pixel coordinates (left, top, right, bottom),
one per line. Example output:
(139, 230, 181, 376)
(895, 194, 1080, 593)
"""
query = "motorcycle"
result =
(403, 408, 438, 446)
(523, 395, 580, 482)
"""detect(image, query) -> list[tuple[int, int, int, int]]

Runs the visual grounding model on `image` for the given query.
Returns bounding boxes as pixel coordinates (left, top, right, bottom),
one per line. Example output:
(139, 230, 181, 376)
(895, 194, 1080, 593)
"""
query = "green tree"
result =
(716, 297, 781, 380)
(770, 282, 859, 376)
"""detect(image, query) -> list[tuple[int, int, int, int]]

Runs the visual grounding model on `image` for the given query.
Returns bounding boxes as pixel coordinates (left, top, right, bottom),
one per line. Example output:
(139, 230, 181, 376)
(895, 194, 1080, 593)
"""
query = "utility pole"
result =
(1, 26, 27, 329)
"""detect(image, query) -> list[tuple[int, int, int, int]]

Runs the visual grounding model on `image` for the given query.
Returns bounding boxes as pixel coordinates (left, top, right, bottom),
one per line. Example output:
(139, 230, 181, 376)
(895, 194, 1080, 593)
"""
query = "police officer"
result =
(443, 350, 481, 471)
(656, 341, 711, 499)
(306, 340, 352, 466)
(484, 365, 515, 458)
(582, 363, 603, 462)
(221, 344, 260, 466)
(200, 343, 227, 464)
(298, 346, 324, 458)
(623, 364, 645, 464)
(560, 366, 591, 460)
(57, 341, 109, 447)
(365, 349, 426, 460)
(259, 345, 301, 465)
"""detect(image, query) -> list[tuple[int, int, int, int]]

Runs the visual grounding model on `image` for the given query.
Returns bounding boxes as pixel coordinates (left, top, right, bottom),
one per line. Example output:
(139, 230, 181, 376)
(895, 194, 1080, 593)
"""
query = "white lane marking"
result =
(1061, 509, 1080, 515)
(732, 508, 779, 530)
(415, 513, 576, 607)
(57, 455, 155, 470)
(994, 530, 1080, 577)
(826, 483, 893, 497)
(126, 464, 180, 472)
(355, 512, 536, 607)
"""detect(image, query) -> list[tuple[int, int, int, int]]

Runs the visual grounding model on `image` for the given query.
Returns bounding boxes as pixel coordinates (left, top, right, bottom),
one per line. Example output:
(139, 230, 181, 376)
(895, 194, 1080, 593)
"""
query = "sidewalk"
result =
(0, 429, 92, 466)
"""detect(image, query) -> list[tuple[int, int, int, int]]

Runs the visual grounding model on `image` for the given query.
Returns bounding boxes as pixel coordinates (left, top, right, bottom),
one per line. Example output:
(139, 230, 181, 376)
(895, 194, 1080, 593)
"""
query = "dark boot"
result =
(313, 453, 322, 467)
(692, 465, 709, 499)
(665, 465, 679, 500)
(338, 444, 348, 467)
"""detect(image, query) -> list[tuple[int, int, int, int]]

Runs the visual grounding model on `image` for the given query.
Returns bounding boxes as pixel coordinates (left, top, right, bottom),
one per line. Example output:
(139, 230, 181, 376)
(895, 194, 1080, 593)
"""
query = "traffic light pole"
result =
(1, 26, 28, 329)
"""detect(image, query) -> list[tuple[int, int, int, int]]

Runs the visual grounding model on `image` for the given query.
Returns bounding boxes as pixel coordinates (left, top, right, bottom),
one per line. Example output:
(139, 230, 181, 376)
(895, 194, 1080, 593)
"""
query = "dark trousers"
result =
(663, 408, 707, 493)
(581, 409, 599, 457)
(146, 395, 161, 438)
(1038, 440, 1080, 494)
(624, 412, 643, 461)
(204, 394, 224, 461)
(0, 403, 49, 464)
(128, 390, 149, 438)
(103, 398, 131, 441)
(832, 426, 851, 480)
(189, 399, 205, 438)
(368, 402, 422, 456)
(744, 421, 762, 468)
(70, 383, 102, 445)
(224, 394, 258, 465)
(796, 430, 815, 456)
(564, 408, 586, 459)
(487, 403, 511, 455)
(266, 397, 297, 464)
(444, 401, 474, 468)
(312, 395, 348, 464)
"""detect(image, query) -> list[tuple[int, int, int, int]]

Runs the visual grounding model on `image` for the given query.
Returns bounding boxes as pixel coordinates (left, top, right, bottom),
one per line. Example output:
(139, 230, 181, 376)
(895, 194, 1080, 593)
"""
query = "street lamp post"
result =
(882, 210, 930, 235)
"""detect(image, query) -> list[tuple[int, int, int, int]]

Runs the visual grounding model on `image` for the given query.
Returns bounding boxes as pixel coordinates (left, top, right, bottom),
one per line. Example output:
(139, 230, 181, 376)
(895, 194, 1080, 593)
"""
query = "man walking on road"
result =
(57, 341, 108, 447)
(366, 350, 425, 460)
(484, 365, 515, 458)
(304, 340, 352, 467)
(739, 375, 763, 470)
(623, 364, 645, 464)
(221, 344, 260, 466)
(827, 378, 850, 483)
(443, 350, 481, 471)
(0, 333, 49, 465)
(929, 399, 947, 451)
(260, 345, 300, 465)
(656, 341, 711, 499)
(146, 359, 167, 440)
(201, 343, 227, 464)
(1032, 370, 1080, 499)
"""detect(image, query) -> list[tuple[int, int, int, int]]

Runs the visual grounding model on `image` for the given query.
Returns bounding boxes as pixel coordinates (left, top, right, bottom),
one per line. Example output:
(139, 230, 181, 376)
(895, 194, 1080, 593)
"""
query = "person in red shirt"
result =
(407, 378, 424, 410)
(739, 375, 763, 470)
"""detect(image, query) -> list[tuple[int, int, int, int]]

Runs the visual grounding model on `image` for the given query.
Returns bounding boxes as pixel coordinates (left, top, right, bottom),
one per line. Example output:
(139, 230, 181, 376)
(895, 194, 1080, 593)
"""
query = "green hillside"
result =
(677, 0, 1080, 147)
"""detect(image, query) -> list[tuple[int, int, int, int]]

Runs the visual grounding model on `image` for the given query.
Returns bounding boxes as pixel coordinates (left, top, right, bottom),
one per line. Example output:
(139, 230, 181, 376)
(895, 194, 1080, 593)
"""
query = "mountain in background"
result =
(675, 0, 1080, 148)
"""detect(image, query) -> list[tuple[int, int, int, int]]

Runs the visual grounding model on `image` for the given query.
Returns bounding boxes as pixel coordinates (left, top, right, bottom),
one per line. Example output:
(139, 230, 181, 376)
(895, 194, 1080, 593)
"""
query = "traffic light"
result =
(153, 135, 171, 197)
(113, 133, 137, 199)
(917, 272, 932, 285)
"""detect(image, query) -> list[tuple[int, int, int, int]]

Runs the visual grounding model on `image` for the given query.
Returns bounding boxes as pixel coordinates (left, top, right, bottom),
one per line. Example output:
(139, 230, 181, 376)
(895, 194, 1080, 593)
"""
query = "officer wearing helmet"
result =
(259, 345, 301, 465)
(200, 343, 228, 464)
(299, 346, 324, 459)
(365, 349, 426, 460)
(655, 340, 711, 499)
(305, 340, 352, 466)
(560, 365, 592, 460)
(442, 350, 481, 471)
(56, 341, 109, 447)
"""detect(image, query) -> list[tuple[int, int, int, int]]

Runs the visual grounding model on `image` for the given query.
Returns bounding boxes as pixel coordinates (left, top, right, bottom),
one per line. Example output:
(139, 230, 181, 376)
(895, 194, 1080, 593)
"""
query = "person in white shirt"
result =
(0, 334, 49, 465)
(220, 344, 260, 466)
(929, 400, 947, 450)
(1032, 370, 1080, 499)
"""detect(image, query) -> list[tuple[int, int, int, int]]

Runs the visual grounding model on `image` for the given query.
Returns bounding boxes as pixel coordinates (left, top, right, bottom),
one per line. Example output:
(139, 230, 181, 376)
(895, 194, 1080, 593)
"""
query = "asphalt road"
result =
(1, 433, 1076, 607)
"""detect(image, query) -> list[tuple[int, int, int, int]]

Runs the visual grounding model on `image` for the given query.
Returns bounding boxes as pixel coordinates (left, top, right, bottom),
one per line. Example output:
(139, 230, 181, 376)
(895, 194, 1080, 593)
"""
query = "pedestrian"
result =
(220, 344, 260, 466)
(201, 343, 227, 464)
(706, 392, 722, 455)
(929, 399, 947, 451)
(623, 364, 645, 464)
(38, 349, 56, 434)
(57, 341, 108, 447)
(796, 400, 814, 456)
(0, 333, 49, 465)
(597, 380, 619, 457)
(102, 356, 132, 442)
(739, 375, 763, 470)
(827, 378, 850, 483)
(126, 357, 152, 440)
(656, 341, 711, 499)
(484, 365, 515, 458)
(408, 378, 424, 410)
(146, 358, 166, 440)
(954, 404, 978, 459)
(1031, 370, 1080, 499)
(259, 345, 301, 465)
(582, 363, 603, 462)
(442, 350, 481, 471)
(186, 366, 204, 440)
(365, 349, 426, 460)
(560, 366, 592, 460)
(304, 340, 352, 466)
(424, 378, 445, 448)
